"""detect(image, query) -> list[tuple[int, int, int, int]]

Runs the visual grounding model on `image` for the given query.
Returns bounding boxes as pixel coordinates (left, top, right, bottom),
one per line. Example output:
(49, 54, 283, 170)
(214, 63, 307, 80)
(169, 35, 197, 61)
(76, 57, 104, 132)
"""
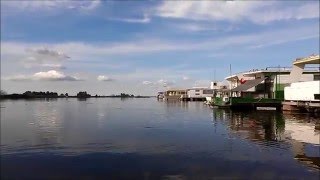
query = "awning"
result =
(231, 78, 266, 92)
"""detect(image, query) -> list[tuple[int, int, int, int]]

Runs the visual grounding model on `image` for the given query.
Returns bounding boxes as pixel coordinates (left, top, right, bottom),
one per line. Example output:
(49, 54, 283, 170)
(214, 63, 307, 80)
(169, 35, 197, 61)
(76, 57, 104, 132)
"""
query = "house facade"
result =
(164, 89, 186, 100)
(187, 87, 214, 99)
(225, 67, 319, 99)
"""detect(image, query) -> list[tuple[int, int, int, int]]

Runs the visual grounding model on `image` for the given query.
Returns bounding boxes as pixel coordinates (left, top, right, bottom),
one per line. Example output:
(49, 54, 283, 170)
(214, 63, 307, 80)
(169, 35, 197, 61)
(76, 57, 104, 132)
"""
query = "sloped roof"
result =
(231, 78, 266, 92)
(293, 55, 319, 65)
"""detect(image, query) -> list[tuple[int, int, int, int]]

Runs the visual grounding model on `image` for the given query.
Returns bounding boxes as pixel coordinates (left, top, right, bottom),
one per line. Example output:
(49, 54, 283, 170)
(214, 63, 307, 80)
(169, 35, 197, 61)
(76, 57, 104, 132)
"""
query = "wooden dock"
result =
(181, 97, 206, 101)
(282, 100, 320, 113)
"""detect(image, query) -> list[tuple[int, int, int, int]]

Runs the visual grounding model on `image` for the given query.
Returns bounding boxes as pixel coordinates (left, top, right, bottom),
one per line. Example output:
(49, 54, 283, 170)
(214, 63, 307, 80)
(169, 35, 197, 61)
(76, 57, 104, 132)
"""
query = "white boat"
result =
(283, 54, 320, 112)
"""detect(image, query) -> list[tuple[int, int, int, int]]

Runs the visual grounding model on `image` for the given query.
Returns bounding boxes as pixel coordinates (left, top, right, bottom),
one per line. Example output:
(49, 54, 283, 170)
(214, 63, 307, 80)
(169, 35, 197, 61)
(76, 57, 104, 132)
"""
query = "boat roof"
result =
(293, 54, 319, 65)
(243, 69, 319, 76)
(165, 89, 186, 92)
(187, 87, 210, 90)
(231, 78, 267, 92)
(225, 69, 319, 80)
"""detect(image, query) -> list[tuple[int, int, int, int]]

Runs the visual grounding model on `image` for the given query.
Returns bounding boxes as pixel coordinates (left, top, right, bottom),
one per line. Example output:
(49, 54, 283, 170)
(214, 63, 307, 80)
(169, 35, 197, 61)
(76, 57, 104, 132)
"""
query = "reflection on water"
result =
(1, 99, 319, 179)
(213, 109, 320, 170)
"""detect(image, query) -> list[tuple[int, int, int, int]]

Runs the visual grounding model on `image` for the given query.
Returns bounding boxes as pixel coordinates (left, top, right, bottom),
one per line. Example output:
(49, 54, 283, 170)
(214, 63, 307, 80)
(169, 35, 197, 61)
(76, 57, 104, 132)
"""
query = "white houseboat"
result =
(282, 54, 320, 112)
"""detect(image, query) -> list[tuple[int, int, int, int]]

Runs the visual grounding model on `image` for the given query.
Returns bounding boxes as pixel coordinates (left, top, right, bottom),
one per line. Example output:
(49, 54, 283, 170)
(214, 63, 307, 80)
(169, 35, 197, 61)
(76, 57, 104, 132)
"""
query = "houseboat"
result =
(212, 59, 319, 110)
(282, 54, 320, 112)
(163, 89, 187, 101)
(181, 87, 213, 101)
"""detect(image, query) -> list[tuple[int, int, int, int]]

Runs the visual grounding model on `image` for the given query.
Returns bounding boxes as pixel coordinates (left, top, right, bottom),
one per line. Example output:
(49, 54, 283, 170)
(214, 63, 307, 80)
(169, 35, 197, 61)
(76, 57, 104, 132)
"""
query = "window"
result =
(314, 75, 320, 81)
(195, 93, 200, 95)
(195, 90, 200, 92)
(315, 94, 320, 100)
(203, 90, 214, 94)
(213, 82, 217, 86)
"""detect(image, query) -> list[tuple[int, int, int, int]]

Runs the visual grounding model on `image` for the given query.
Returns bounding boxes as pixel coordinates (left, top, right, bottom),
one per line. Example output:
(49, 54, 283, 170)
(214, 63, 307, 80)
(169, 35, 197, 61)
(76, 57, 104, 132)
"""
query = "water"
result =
(1, 98, 319, 179)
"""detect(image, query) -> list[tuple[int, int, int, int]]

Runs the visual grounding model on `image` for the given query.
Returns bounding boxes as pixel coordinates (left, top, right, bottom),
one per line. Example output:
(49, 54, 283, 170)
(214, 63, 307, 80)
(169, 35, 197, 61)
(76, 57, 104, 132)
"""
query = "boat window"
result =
(314, 74, 320, 81)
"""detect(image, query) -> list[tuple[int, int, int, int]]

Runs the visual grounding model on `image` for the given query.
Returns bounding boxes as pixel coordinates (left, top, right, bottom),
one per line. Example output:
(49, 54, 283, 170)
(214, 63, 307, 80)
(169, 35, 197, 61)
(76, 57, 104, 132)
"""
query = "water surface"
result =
(1, 98, 319, 179)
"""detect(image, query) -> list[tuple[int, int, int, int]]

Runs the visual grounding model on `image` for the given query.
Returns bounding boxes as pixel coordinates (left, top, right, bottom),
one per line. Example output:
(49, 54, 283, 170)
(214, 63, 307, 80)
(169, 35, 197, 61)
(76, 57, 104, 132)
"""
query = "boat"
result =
(282, 54, 320, 112)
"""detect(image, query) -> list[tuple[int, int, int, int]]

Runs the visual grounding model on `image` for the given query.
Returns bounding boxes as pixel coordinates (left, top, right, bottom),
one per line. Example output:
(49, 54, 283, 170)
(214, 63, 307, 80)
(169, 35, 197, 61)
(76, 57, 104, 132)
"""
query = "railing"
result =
(230, 97, 282, 104)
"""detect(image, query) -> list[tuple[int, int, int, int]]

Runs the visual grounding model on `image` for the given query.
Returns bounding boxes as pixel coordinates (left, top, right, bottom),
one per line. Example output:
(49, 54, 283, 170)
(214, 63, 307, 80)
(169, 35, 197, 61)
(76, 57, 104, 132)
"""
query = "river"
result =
(1, 98, 319, 179)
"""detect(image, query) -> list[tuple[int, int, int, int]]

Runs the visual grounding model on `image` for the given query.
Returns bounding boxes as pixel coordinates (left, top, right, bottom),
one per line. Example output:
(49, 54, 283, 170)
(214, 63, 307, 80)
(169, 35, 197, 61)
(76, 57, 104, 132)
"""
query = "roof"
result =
(215, 88, 230, 92)
(293, 55, 319, 65)
(225, 74, 239, 81)
(231, 78, 266, 92)
(166, 89, 186, 92)
(187, 87, 210, 90)
(243, 70, 291, 76)
(226, 69, 319, 80)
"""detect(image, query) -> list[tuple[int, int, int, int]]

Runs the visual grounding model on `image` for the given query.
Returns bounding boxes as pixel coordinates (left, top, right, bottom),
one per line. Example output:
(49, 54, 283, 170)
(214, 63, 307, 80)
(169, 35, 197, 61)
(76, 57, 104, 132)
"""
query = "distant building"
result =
(164, 89, 186, 100)
(187, 87, 213, 99)
(157, 92, 164, 99)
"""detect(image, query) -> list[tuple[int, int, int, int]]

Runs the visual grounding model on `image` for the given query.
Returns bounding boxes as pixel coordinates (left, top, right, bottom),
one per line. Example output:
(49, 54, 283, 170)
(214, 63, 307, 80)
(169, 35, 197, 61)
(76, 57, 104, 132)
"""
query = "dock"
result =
(282, 101, 320, 113)
(212, 97, 282, 111)
(181, 97, 206, 101)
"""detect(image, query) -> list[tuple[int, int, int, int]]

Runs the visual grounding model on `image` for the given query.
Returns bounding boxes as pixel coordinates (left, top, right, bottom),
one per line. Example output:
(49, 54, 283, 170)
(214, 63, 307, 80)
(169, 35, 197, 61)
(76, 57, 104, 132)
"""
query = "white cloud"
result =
(27, 47, 70, 59)
(3, 75, 31, 81)
(142, 81, 153, 85)
(174, 23, 218, 32)
(157, 79, 175, 87)
(97, 75, 113, 81)
(182, 76, 190, 80)
(1, 46, 70, 69)
(41, 64, 66, 69)
(33, 70, 80, 81)
(2, 24, 317, 59)
(5, 70, 81, 81)
(142, 79, 175, 87)
(108, 14, 151, 24)
(156, 1, 319, 24)
(82, 0, 101, 10)
(1, 0, 101, 12)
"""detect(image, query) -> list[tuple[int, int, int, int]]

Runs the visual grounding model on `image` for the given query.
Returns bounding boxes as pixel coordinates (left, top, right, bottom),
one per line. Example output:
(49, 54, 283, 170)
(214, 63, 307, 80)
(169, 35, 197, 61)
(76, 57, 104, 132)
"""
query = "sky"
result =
(1, 0, 319, 95)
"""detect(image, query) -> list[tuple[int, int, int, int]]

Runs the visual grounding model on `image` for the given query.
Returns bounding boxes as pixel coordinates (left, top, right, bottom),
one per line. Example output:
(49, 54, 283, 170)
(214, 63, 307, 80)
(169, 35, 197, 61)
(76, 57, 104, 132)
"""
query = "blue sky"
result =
(1, 0, 319, 95)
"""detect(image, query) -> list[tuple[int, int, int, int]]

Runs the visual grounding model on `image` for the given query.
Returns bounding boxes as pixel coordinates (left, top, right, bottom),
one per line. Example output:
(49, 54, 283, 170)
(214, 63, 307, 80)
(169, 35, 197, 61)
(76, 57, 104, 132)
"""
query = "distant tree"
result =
(23, 91, 33, 96)
(77, 91, 91, 98)
(65, 93, 68, 97)
(0, 90, 7, 95)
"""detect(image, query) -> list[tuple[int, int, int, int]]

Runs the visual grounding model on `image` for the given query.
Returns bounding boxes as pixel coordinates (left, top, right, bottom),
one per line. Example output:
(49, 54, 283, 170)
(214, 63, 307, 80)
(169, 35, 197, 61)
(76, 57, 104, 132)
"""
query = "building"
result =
(283, 54, 320, 112)
(206, 81, 230, 103)
(225, 66, 319, 99)
(157, 92, 164, 99)
(163, 89, 186, 100)
(186, 87, 214, 101)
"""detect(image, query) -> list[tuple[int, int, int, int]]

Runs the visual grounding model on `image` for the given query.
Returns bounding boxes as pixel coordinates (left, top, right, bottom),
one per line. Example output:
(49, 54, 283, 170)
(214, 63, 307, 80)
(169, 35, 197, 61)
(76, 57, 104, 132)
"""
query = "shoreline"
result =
(0, 95, 154, 100)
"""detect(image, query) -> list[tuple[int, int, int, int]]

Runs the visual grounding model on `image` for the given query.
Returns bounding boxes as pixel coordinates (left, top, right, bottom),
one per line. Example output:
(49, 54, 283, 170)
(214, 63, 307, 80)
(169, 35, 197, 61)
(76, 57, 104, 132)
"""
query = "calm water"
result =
(1, 98, 319, 179)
